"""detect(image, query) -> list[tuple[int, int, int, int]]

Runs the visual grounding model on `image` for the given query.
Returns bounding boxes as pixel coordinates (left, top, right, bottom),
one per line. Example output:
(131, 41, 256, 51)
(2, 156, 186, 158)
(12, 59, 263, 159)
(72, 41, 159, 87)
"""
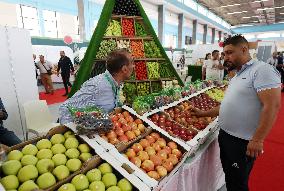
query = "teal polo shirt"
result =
(219, 59, 281, 140)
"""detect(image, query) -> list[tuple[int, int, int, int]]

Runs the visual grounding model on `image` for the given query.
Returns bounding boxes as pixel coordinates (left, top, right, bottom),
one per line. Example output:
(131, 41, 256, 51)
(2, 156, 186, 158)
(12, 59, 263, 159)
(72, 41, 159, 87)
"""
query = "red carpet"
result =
(39, 88, 68, 105)
(249, 93, 284, 191)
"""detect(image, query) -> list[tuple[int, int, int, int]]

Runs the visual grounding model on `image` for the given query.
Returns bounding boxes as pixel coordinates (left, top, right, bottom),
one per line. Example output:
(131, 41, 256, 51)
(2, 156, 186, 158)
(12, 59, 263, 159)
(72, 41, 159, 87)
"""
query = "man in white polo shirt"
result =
(203, 50, 223, 81)
(193, 35, 281, 191)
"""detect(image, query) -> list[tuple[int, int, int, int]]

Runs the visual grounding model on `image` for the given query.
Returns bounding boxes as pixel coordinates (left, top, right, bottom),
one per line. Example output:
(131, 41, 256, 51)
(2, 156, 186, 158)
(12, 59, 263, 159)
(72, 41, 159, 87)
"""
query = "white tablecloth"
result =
(161, 132, 225, 191)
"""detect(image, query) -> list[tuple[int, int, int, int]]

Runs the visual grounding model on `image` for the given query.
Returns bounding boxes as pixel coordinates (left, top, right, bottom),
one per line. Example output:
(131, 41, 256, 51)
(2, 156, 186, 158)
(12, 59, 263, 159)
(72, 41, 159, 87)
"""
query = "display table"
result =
(161, 130, 225, 191)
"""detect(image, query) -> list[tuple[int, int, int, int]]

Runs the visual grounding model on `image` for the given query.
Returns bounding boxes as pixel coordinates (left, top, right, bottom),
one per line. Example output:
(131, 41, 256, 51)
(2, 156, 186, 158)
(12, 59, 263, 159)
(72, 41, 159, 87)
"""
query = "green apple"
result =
(0, 175, 19, 190)
(7, 150, 23, 161)
(22, 144, 38, 156)
(36, 139, 52, 150)
(53, 165, 70, 180)
(66, 159, 82, 172)
(36, 159, 55, 174)
(64, 131, 75, 139)
(21, 155, 38, 166)
(36, 149, 53, 159)
(79, 153, 92, 162)
(86, 168, 101, 182)
(64, 137, 79, 149)
(52, 153, 67, 166)
(50, 134, 65, 145)
(17, 165, 38, 182)
(71, 174, 89, 191)
(107, 186, 121, 191)
(102, 173, 117, 188)
(2, 160, 22, 175)
(37, 172, 56, 189)
(98, 163, 113, 175)
(58, 183, 76, 191)
(51, 144, 66, 154)
(65, 148, 80, 159)
(89, 181, 105, 191)
(117, 178, 132, 191)
(78, 144, 90, 153)
(18, 180, 39, 191)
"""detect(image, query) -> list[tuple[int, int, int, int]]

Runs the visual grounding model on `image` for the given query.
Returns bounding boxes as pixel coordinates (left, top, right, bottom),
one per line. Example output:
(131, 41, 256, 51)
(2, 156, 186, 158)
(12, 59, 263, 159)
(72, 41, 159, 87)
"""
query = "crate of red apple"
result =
(99, 109, 149, 146)
(189, 93, 220, 111)
(123, 131, 185, 181)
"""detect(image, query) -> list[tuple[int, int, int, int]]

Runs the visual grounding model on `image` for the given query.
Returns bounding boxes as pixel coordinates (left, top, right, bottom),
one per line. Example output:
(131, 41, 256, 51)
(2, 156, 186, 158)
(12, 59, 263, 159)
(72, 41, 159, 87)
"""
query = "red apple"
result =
(133, 129, 141, 137)
(156, 140, 166, 149)
(118, 135, 129, 142)
(130, 157, 141, 167)
(115, 128, 124, 136)
(146, 135, 155, 144)
(172, 149, 182, 159)
(107, 130, 117, 140)
(119, 118, 127, 125)
(111, 115, 118, 122)
(126, 149, 136, 158)
(152, 143, 161, 152)
(126, 116, 134, 123)
(145, 147, 156, 156)
(141, 160, 155, 172)
(150, 155, 162, 167)
(168, 154, 179, 165)
(126, 131, 136, 140)
(138, 124, 145, 133)
(150, 132, 160, 140)
(122, 124, 132, 132)
(140, 139, 150, 149)
(129, 122, 138, 130)
(137, 151, 149, 162)
(132, 143, 143, 153)
(162, 159, 174, 172)
(156, 166, 167, 177)
(135, 119, 143, 124)
(113, 121, 122, 129)
(123, 111, 130, 117)
(147, 171, 160, 180)
(162, 147, 171, 155)
(109, 137, 119, 145)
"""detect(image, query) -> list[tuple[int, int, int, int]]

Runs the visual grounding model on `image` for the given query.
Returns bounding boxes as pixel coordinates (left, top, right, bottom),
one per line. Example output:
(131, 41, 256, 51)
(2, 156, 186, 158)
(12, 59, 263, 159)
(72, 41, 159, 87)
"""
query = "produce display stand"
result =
(69, 0, 184, 103)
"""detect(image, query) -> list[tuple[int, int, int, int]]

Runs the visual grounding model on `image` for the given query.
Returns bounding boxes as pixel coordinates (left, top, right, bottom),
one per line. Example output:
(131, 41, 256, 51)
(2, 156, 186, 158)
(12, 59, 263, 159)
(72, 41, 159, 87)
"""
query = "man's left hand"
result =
(246, 140, 264, 158)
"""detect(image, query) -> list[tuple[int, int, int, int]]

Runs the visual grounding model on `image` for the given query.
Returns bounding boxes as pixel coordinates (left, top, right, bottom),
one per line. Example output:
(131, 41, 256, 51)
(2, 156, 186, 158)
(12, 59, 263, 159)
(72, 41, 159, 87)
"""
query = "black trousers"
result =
(61, 73, 72, 93)
(218, 129, 255, 191)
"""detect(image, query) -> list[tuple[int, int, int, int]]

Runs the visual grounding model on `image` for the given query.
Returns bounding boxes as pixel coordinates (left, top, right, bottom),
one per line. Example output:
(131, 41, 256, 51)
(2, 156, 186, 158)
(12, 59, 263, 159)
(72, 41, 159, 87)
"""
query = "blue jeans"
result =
(0, 126, 21, 146)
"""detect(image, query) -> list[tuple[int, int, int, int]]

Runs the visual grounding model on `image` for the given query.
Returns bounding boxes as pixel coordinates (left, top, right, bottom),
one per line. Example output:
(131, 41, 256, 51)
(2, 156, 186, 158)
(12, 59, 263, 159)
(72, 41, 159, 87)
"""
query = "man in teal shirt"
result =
(59, 49, 134, 124)
(193, 35, 281, 191)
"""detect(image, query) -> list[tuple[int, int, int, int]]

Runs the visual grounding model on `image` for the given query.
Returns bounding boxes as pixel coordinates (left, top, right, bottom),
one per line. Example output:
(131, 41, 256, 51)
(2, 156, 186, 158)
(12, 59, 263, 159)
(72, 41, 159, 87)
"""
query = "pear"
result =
(36, 159, 55, 174)
(50, 134, 65, 145)
(64, 131, 75, 139)
(36, 139, 52, 150)
(51, 144, 66, 154)
(2, 160, 22, 175)
(102, 173, 117, 188)
(21, 155, 38, 166)
(58, 183, 76, 191)
(98, 163, 113, 175)
(89, 181, 105, 191)
(71, 174, 89, 191)
(66, 159, 82, 172)
(17, 165, 38, 182)
(37, 172, 56, 189)
(117, 178, 133, 191)
(7, 150, 23, 161)
(64, 137, 79, 149)
(18, 180, 39, 191)
(107, 186, 121, 191)
(22, 144, 38, 156)
(36, 149, 53, 159)
(52, 153, 67, 166)
(53, 165, 70, 180)
(65, 148, 80, 159)
(79, 153, 92, 162)
(78, 144, 90, 153)
(0, 175, 19, 190)
(86, 168, 101, 182)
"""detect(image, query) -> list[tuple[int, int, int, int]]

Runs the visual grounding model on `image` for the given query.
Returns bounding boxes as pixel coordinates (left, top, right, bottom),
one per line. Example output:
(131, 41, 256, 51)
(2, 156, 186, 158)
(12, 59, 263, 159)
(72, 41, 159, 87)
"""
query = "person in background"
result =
(193, 35, 281, 191)
(202, 53, 211, 80)
(36, 55, 54, 94)
(57, 51, 75, 96)
(219, 52, 225, 80)
(276, 52, 284, 92)
(0, 98, 21, 146)
(267, 52, 278, 67)
(204, 50, 223, 81)
(59, 49, 134, 125)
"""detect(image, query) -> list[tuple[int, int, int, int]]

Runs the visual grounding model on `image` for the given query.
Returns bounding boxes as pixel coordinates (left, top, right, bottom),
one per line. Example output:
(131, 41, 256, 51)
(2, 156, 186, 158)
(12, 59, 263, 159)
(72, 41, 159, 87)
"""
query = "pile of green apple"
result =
(205, 88, 225, 102)
(0, 131, 94, 190)
(59, 162, 133, 191)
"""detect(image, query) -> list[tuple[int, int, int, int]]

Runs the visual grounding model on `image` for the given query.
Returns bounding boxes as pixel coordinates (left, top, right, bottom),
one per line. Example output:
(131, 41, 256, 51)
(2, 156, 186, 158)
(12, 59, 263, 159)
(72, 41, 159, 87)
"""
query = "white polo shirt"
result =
(203, 59, 220, 80)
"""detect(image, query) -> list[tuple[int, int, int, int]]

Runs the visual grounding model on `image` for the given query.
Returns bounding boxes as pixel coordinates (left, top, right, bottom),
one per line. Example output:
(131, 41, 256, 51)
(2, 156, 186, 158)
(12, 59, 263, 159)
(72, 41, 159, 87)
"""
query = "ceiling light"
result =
(221, 3, 241, 8)
(241, 24, 254, 27)
(257, 7, 274, 11)
(242, 16, 251, 18)
(252, 0, 268, 3)
(280, 13, 284, 15)
(253, 21, 259, 22)
(242, 11, 248, 13)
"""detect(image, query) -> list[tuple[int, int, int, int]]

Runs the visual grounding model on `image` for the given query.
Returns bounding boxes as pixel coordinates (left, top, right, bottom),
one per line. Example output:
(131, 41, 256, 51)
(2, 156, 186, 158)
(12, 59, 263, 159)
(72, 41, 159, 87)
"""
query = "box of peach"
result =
(108, 128, 189, 190)
(93, 108, 152, 152)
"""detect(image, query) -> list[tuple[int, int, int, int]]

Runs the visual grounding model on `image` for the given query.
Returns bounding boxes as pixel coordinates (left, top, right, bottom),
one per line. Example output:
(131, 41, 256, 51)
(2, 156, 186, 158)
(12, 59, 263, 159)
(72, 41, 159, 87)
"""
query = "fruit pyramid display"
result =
(70, 0, 184, 103)
(58, 162, 135, 191)
(123, 131, 184, 180)
(0, 130, 95, 191)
